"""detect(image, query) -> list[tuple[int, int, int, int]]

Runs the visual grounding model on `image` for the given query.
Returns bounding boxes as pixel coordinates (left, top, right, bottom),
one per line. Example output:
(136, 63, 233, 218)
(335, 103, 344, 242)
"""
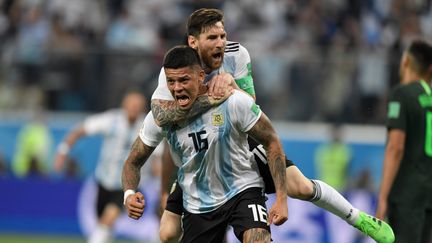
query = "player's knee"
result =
(159, 226, 178, 243)
(286, 177, 314, 200)
(159, 216, 181, 243)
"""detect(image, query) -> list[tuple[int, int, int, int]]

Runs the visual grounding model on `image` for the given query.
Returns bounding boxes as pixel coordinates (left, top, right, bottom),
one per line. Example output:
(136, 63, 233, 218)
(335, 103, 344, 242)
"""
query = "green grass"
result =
(0, 234, 140, 243)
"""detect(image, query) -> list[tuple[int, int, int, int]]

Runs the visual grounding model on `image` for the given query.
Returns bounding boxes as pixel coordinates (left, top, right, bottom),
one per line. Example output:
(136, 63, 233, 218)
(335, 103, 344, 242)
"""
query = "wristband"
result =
(57, 142, 70, 155)
(123, 189, 136, 205)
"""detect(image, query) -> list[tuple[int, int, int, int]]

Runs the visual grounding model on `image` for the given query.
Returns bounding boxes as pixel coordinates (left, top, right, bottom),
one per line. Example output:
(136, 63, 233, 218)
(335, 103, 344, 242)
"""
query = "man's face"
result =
(189, 21, 227, 72)
(165, 66, 205, 110)
(123, 93, 145, 122)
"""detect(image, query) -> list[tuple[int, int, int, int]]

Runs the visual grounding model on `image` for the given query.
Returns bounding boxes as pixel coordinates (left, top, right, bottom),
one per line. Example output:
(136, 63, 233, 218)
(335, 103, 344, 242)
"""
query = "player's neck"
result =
(402, 69, 423, 84)
(203, 66, 213, 74)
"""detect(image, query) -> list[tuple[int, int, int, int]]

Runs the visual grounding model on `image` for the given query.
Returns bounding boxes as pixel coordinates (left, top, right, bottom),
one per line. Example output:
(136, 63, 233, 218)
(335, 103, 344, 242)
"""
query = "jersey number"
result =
(426, 111, 432, 157)
(248, 204, 267, 223)
(188, 131, 208, 152)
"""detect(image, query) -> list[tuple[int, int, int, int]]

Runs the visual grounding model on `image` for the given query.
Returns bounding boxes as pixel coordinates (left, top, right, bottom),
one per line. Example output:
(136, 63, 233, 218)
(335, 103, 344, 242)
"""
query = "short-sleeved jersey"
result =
(83, 109, 145, 190)
(386, 80, 432, 206)
(151, 41, 255, 101)
(140, 90, 264, 214)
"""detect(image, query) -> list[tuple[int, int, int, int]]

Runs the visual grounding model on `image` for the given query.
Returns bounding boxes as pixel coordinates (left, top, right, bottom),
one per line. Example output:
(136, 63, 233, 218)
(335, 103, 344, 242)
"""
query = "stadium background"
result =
(0, 0, 431, 242)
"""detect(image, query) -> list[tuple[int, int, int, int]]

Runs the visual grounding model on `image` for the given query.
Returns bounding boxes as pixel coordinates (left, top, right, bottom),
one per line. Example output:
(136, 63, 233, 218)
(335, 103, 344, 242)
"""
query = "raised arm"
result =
(247, 112, 288, 225)
(54, 125, 86, 172)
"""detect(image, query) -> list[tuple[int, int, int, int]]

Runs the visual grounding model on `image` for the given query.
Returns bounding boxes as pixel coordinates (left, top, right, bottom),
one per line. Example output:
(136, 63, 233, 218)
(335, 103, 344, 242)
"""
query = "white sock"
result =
(310, 180, 359, 225)
(88, 224, 111, 243)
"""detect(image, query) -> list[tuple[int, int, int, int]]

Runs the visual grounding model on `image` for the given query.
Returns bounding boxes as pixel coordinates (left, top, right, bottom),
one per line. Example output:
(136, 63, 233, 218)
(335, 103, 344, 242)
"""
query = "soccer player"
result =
(122, 45, 288, 242)
(153, 8, 395, 243)
(376, 39, 432, 243)
(54, 91, 148, 243)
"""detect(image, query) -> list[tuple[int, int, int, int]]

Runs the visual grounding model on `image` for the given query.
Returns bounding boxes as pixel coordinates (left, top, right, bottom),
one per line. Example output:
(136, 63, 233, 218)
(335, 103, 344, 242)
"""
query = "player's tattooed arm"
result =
(248, 113, 288, 225)
(248, 113, 287, 198)
(122, 137, 155, 191)
(151, 96, 219, 127)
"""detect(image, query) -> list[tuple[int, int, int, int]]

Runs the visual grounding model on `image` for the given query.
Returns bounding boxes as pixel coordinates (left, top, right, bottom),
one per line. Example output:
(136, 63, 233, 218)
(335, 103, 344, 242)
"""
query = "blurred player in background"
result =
(122, 45, 288, 243)
(12, 110, 53, 178)
(153, 8, 395, 243)
(54, 91, 148, 243)
(376, 39, 432, 243)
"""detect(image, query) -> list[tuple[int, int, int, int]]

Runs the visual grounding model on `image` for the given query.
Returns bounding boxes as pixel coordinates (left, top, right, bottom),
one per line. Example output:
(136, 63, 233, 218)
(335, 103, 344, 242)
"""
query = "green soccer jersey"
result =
(386, 80, 432, 207)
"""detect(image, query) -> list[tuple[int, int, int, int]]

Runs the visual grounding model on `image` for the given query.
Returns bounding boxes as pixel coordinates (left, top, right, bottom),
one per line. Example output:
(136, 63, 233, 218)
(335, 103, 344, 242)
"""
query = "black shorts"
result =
(165, 137, 294, 215)
(388, 203, 432, 243)
(96, 182, 124, 217)
(165, 180, 183, 215)
(180, 187, 270, 243)
(248, 137, 294, 194)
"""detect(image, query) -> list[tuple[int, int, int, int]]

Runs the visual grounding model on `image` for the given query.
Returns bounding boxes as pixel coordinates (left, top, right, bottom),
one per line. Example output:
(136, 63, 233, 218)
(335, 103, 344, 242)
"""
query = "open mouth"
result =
(176, 95, 190, 107)
(212, 52, 222, 61)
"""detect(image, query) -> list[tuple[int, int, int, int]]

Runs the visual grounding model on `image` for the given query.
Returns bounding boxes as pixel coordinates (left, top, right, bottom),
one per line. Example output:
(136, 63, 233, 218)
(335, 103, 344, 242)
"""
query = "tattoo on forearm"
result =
(248, 114, 287, 194)
(151, 100, 185, 126)
(243, 228, 271, 243)
(268, 153, 286, 192)
(122, 138, 155, 190)
(151, 97, 212, 126)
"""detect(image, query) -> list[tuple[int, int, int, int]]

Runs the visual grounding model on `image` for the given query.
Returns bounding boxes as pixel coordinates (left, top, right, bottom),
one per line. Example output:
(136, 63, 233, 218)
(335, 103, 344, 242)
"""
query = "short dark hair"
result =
(407, 39, 432, 75)
(163, 45, 202, 69)
(187, 8, 224, 37)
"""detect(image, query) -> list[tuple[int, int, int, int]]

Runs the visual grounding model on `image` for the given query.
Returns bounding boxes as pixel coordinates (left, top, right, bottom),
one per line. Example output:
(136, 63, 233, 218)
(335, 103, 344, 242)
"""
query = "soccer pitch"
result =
(0, 234, 139, 243)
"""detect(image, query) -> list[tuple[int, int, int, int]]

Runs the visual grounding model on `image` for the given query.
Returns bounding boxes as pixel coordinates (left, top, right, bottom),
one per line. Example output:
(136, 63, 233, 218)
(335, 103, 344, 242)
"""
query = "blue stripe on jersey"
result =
(218, 102, 234, 196)
(189, 117, 212, 212)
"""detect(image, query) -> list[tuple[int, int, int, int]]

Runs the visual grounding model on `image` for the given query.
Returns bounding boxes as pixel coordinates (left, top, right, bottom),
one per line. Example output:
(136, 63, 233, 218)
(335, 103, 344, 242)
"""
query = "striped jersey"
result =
(140, 90, 264, 214)
(83, 109, 145, 190)
(151, 41, 255, 100)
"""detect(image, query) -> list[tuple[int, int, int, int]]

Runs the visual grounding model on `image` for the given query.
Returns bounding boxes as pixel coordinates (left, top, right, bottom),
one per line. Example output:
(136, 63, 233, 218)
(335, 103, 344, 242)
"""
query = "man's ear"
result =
(188, 35, 197, 49)
(199, 69, 205, 82)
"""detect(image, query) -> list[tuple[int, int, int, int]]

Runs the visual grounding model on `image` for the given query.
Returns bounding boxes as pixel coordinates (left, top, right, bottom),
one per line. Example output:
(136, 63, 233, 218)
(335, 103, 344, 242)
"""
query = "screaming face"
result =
(165, 66, 205, 110)
(189, 21, 227, 73)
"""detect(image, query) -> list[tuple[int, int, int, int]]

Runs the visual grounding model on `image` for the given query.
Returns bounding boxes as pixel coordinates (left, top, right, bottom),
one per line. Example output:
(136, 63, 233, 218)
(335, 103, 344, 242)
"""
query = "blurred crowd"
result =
(0, 0, 431, 124)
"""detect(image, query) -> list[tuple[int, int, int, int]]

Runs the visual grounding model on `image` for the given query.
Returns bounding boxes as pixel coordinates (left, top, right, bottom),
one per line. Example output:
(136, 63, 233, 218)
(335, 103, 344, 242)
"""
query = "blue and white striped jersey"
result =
(83, 109, 145, 190)
(140, 90, 264, 213)
(151, 41, 255, 101)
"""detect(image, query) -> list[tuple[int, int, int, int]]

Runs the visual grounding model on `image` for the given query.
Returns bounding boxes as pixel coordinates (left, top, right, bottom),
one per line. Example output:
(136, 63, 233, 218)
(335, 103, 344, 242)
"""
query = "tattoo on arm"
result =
(243, 228, 271, 243)
(248, 113, 287, 196)
(151, 96, 213, 126)
(122, 137, 155, 191)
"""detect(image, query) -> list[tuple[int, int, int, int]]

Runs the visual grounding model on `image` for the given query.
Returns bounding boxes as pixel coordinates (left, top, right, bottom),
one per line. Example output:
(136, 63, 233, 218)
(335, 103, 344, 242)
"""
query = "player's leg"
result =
(160, 210, 182, 243)
(242, 228, 270, 243)
(249, 137, 394, 242)
(286, 166, 394, 242)
(180, 207, 227, 243)
(229, 187, 271, 243)
(388, 203, 431, 243)
(88, 184, 123, 243)
(160, 180, 183, 243)
(421, 208, 432, 243)
(286, 165, 356, 218)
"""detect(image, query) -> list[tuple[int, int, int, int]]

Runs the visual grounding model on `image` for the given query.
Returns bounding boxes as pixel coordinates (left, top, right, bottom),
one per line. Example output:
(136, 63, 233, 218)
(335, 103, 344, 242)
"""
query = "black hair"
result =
(407, 39, 432, 75)
(163, 45, 202, 69)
